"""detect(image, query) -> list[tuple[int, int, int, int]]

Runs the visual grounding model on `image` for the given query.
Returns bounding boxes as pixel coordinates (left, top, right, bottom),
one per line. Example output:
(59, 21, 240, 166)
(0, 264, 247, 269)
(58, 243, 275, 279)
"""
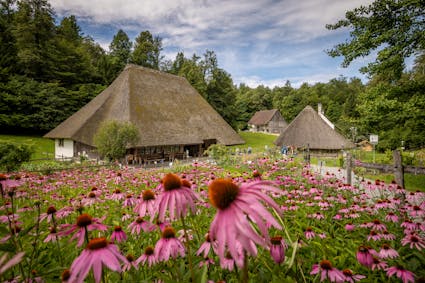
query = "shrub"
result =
(0, 142, 33, 172)
(93, 120, 139, 162)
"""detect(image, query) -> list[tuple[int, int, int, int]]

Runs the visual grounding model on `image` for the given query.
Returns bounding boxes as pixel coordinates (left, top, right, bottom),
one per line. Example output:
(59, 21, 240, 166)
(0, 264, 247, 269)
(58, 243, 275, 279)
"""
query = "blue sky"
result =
(50, 0, 375, 88)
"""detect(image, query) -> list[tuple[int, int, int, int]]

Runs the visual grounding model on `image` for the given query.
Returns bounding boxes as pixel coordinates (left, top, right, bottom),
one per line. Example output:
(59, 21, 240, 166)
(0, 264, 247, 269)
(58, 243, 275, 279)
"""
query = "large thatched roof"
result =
(44, 65, 244, 147)
(274, 106, 354, 150)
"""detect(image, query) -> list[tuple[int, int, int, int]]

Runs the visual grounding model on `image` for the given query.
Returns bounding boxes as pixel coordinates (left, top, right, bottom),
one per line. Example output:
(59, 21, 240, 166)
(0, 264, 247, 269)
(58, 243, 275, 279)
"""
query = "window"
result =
(58, 139, 64, 147)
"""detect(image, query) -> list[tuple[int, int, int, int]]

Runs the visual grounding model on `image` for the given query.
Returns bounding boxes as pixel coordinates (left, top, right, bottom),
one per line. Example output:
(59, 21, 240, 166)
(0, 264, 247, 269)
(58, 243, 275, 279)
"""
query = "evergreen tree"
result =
(12, 0, 56, 81)
(131, 30, 163, 69)
(109, 29, 132, 75)
(0, 0, 17, 81)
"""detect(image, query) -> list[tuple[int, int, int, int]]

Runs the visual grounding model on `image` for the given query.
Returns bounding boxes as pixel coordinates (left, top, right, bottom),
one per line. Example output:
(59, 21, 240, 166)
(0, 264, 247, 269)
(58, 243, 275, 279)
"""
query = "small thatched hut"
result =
(274, 105, 354, 154)
(248, 109, 288, 134)
(44, 64, 244, 162)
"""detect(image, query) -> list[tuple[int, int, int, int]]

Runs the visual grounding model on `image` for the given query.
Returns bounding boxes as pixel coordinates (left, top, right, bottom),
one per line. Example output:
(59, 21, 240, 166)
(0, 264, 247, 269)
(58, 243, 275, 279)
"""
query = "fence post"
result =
(393, 150, 404, 188)
(346, 152, 352, 185)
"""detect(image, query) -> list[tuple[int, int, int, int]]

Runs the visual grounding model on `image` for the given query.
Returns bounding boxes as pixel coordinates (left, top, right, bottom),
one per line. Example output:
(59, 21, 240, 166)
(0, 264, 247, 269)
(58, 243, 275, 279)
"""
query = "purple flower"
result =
(356, 246, 374, 268)
(378, 244, 399, 259)
(128, 217, 156, 235)
(59, 214, 107, 247)
(196, 233, 213, 258)
(208, 179, 282, 267)
(154, 173, 199, 222)
(69, 238, 128, 283)
(305, 227, 316, 240)
(134, 190, 156, 218)
(154, 227, 185, 261)
(0, 252, 25, 275)
(136, 246, 157, 267)
(310, 260, 345, 282)
(386, 266, 415, 283)
(371, 257, 387, 271)
(342, 269, 366, 282)
(401, 233, 425, 250)
(345, 223, 355, 231)
(270, 236, 286, 264)
(111, 226, 127, 243)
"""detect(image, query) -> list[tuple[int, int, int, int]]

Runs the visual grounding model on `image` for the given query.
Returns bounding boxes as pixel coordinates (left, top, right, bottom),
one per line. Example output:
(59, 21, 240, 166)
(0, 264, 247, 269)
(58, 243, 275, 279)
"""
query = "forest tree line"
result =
(1, 0, 424, 150)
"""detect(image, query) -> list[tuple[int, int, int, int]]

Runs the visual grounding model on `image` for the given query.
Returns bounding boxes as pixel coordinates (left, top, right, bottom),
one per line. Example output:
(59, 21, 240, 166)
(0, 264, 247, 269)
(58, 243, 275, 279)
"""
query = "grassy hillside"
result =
(0, 134, 54, 159)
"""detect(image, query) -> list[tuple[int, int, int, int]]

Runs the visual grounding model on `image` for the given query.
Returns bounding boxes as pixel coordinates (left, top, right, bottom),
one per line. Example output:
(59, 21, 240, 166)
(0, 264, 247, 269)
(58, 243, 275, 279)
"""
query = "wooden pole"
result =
(346, 152, 352, 185)
(393, 150, 404, 188)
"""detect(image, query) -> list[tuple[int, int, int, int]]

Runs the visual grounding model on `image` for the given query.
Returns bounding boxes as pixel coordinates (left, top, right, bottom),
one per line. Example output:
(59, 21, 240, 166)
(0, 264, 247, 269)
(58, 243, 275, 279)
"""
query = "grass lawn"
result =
(363, 172, 425, 192)
(231, 131, 278, 153)
(0, 134, 54, 160)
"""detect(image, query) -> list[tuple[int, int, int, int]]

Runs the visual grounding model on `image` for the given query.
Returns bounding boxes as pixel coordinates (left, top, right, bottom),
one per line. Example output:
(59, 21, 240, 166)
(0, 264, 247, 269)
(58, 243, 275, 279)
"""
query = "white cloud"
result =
(50, 0, 375, 87)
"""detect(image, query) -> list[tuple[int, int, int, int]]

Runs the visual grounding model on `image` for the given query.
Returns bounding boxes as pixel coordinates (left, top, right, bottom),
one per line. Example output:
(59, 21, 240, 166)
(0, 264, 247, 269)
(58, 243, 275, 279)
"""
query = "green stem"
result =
(181, 216, 195, 282)
(273, 208, 293, 244)
(52, 214, 64, 266)
(241, 252, 249, 283)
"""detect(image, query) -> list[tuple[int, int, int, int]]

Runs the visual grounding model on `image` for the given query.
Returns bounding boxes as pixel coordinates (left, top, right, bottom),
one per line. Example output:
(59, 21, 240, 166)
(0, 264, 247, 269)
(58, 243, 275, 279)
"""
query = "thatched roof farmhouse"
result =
(248, 109, 288, 134)
(44, 64, 244, 162)
(274, 105, 354, 152)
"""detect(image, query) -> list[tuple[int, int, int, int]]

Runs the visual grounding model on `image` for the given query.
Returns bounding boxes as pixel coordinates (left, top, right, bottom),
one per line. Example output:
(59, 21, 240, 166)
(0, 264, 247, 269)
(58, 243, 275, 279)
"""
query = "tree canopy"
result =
(326, 0, 425, 81)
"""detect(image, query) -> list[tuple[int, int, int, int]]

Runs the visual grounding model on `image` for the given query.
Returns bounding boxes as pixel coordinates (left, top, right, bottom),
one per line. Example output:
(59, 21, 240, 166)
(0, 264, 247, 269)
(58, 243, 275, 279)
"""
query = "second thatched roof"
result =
(248, 109, 283, 125)
(274, 106, 354, 150)
(44, 64, 244, 147)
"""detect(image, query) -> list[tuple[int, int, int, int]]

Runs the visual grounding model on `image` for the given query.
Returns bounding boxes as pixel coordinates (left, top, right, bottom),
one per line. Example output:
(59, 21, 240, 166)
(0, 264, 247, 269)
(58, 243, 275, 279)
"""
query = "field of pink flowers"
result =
(0, 157, 424, 283)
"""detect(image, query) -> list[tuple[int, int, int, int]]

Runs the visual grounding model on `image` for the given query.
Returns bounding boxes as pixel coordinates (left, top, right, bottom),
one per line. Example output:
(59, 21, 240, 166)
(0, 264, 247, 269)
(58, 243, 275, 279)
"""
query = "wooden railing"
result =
(346, 150, 425, 188)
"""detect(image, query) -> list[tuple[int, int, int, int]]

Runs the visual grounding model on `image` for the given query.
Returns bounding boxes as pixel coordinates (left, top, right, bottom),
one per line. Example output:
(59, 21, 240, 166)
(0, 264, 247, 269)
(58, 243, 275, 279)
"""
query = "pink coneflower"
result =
(371, 256, 387, 271)
(123, 194, 136, 207)
(370, 219, 387, 231)
(121, 213, 131, 222)
(310, 260, 345, 282)
(208, 179, 282, 267)
(401, 233, 425, 250)
(304, 227, 316, 240)
(400, 219, 417, 231)
(128, 217, 156, 235)
(385, 212, 399, 223)
(81, 192, 104, 206)
(122, 254, 138, 271)
(199, 257, 214, 267)
(345, 223, 355, 231)
(270, 236, 287, 264)
(39, 206, 57, 223)
(356, 246, 374, 268)
(333, 214, 343, 220)
(69, 237, 128, 283)
(342, 269, 366, 282)
(309, 212, 325, 220)
(59, 213, 107, 247)
(134, 190, 156, 218)
(377, 231, 394, 242)
(386, 266, 415, 283)
(220, 251, 239, 271)
(409, 205, 424, 217)
(154, 173, 199, 222)
(154, 227, 185, 261)
(110, 226, 127, 243)
(136, 246, 157, 267)
(109, 189, 124, 201)
(0, 251, 25, 275)
(44, 227, 58, 243)
(196, 233, 213, 258)
(367, 230, 383, 241)
(378, 243, 399, 259)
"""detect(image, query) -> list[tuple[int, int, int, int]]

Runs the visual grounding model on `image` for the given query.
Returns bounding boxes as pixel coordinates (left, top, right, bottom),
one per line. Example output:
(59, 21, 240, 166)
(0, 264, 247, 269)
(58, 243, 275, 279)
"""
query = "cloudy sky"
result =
(50, 0, 375, 88)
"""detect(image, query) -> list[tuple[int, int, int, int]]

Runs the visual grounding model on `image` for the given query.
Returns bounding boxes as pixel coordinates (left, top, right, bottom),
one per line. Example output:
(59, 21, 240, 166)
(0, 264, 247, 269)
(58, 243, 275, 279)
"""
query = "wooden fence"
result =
(345, 150, 425, 188)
